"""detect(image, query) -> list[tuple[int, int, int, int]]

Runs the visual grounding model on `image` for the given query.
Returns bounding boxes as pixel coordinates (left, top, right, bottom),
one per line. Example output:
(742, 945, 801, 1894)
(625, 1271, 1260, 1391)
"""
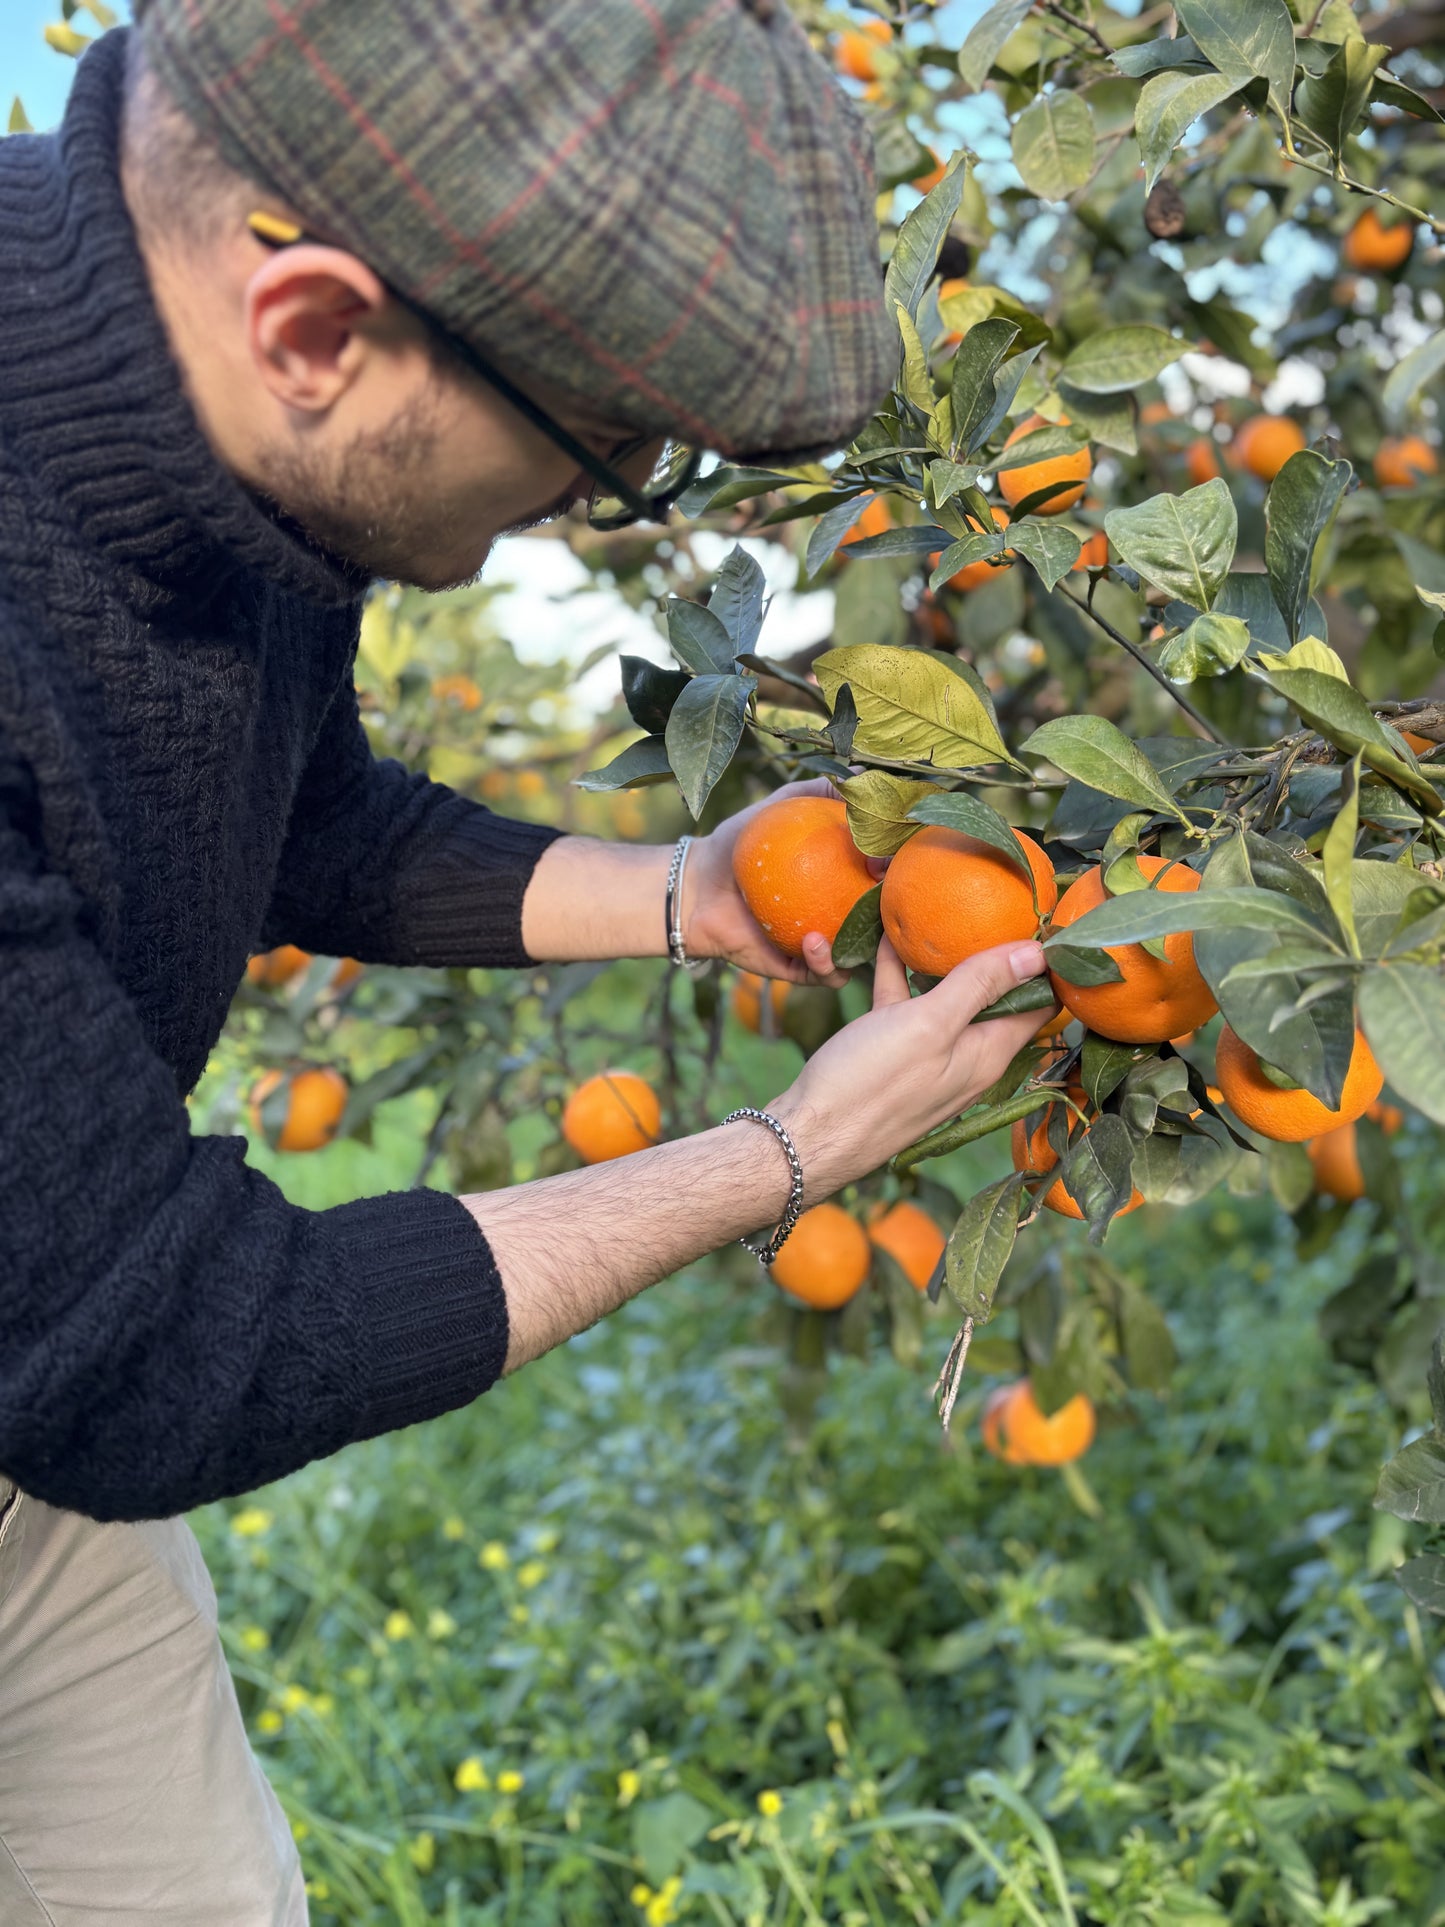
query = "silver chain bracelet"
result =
(723, 1107, 805, 1267)
(665, 834, 708, 975)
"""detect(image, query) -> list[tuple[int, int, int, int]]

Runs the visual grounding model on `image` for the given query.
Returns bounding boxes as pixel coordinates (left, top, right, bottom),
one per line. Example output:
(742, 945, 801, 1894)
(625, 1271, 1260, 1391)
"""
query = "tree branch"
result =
(1060, 589, 1239, 749)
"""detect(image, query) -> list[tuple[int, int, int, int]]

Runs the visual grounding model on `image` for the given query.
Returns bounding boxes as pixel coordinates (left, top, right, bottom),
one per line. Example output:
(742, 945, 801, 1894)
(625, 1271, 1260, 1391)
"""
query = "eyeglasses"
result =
(247, 212, 702, 529)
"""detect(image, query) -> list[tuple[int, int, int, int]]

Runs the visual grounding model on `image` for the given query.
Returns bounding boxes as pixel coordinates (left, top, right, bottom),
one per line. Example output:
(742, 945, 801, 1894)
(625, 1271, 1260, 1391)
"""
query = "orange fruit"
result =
(1307, 1122, 1365, 1201)
(479, 769, 510, 801)
(1011, 1098, 1144, 1221)
(561, 1070, 661, 1163)
(880, 825, 1056, 977)
(839, 494, 893, 552)
(1234, 414, 1307, 483)
(912, 149, 947, 194)
(1342, 206, 1414, 273)
(1049, 856, 1217, 1044)
(245, 945, 312, 989)
(1214, 1024, 1383, 1142)
(931, 504, 1013, 592)
(998, 413, 1091, 516)
(431, 673, 482, 711)
(983, 1379, 1095, 1466)
(732, 970, 790, 1034)
(1368, 1098, 1404, 1134)
(1185, 437, 1222, 486)
(1139, 400, 1173, 427)
(1375, 434, 1438, 489)
(1402, 730, 1438, 756)
(769, 1203, 871, 1310)
(514, 769, 547, 799)
(249, 1066, 348, 1153)
(732, 796, 874, 959)
(867, 1200, 946, 1292)
(835, 18, 890, 82)
(1072, 530, 1108, 572)
(329, 957, 364, 994)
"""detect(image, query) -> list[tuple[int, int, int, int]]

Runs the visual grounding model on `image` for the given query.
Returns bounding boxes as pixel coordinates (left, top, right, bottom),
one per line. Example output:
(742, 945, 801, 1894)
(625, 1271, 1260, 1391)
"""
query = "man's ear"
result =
(243, 245, 392, 414)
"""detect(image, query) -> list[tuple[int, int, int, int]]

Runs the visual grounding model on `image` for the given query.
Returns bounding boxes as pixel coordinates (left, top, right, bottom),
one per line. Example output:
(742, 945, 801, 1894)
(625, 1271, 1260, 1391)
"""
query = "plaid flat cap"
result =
(130, 0, 894, 462)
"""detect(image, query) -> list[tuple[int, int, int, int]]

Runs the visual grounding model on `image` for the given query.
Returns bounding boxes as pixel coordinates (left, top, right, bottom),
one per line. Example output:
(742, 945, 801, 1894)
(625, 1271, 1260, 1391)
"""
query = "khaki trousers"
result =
(0, 1476, 307, 1925)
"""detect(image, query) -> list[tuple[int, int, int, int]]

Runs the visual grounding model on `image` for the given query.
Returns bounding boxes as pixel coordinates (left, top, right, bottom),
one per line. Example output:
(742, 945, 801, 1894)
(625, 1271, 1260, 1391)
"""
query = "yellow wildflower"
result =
(408, 1832, 436, 1873)
(383, 1610, 415, 1641)
(257, 1709, 283, 1735)
(496, 1769, 525, 1795)
(631, 1884, 653, 1907)
(280, 1685, 311, 1714)
(646, 1875, 684, 1924)
(238, 1625, 270, 1653)
(478, 1541, 509, 1571)
(517, 1559, 547, 1590)
(304, 1880, 330, 1902)
(442, 1516, 467, 1541)
(617, 1769, 641, 1808)
(427, 1607, 458, 1640)
(291, 1821, 309, 1842)
(757, 1789, 783, 1817)
(231, 1507, 273, 1538)
(454, 1757, 490, 1793)
(509, 1604, 530, 1625)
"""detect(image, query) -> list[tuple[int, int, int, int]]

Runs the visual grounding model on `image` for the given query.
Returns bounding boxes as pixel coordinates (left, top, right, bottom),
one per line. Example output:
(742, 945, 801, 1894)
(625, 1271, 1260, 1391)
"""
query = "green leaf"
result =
(840, 771, 937, 857)
(1359, 963, 1445, 1126)
(675, 466, 795, 517)
(667, 599, 736, 674)
(1104, 481, 1237, 611)
(1045, 884, 1329, 952)
(1264, 450, 1353, 645)
(619, 656, 691, 735)
(1257, 635, 1349, 681)
(970, 977, 1061, 1024)
(908, 789, 1032, 878)
(840, 527, 952, 560)
(1059, 324, 1190, 395)
(951, 318, 1022, 456)
(1046, 943, 1126, 987)
(895, 301, 935, 414)
(928, 459, 984, 511)
(7, 96, 33, 135)
(1296, 37, 1385, 158)
(990, 422, 1089, 471)
(1055, 382, 1136, 455)
(1383, 326, 1445, 428)
(1006, 523, 1084, 592)
(1135, 69, 1240, 192)
(1114, 35, 1205, 78)
(1012, 93, 1097, 202)
(1081, 1036, 1143, 1109)
(576, 734, 675, 791)
(1155, 612, 1250, 683)
(943, 1172, 1028, 1321)
(958, 0, 1032, 90)
(1060, 1113, 1136, 1238)
(664, 674, 753, 819)
(804, 494, 872, 580)
(1020, 716, 1185, 819)
(814, 645, 1009, 767)
(633, 1793, 713, 1887)
(929, 529, 1006, 592)
(1374, 1433, 1445, 1525)
(1321, 753, 1363, 958)
(884, 152, 969, 329)
(831, 883, 884, 971)
(1120, 1285, 1179, 1392)
(1174, 0, 1296, 124)
(1396, 1555, 1445, 1617)
(707, 546, 768, 654)
(1257, 668, 1443, 815)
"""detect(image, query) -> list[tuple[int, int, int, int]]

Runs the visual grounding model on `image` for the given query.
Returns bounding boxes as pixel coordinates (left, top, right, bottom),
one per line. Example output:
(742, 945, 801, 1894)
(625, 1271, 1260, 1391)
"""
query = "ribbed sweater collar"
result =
(0, 28, 366, 613)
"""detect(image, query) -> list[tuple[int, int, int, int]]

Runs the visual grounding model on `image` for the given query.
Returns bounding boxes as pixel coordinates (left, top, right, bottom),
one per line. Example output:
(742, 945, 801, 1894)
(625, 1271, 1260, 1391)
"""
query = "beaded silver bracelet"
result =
(723, 1107, 805, 1266)
(665, 834, 707, 974)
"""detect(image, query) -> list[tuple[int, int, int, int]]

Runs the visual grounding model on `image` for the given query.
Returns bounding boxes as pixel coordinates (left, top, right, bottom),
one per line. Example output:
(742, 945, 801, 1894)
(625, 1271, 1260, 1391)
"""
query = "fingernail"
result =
(1010, 942, 1045, 982)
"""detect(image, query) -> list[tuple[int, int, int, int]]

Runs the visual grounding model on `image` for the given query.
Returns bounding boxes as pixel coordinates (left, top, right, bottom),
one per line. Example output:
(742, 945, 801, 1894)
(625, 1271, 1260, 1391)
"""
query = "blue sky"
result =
(7, 1, 131, 132)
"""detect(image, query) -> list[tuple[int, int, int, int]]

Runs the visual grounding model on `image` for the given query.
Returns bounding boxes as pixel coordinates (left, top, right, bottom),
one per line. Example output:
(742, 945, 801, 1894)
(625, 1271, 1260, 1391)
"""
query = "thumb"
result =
(934, 940, 1048, 1024)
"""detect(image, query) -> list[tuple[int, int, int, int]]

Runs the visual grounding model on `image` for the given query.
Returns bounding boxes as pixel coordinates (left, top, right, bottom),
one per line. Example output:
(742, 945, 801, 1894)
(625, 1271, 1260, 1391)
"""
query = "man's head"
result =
(122, 0, 893, 589)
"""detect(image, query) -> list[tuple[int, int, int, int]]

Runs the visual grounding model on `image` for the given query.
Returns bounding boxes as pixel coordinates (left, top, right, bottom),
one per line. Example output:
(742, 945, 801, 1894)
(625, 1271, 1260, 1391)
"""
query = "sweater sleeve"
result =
(262, 673, 563, 967)
(0, 744, 513, 1523)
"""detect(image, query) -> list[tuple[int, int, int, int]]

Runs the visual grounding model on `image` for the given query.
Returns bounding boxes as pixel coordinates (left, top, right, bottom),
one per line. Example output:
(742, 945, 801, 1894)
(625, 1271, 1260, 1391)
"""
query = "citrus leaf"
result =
(1060, 1114, 1136, 1239)
(1383, 326, 1445, 428)
(1258, 668, 1443, 815)
(1044, 884, 1329, 951)
(1104, 480, 1237, 611)
(895, 300, 935, 413)
(1046, 943, 1127, 987)
(576, 734, 675, 791)
(1359, 962, 1445, 1126)
(832, 884, 884, 971)
(943, 1172, 1028, 1321)
(664, 674, 753, 819)
(1020, 716, 1183, 817)
(929, 529, 1006, 592)
(885, 151, 968, 328)
(1395, 1554, 1445, 1617)
(1155, 612, 1250, 683)
(907, 788, 1034, 878)
(958, 0, 1032, 90)
(674, 466, 797, 517)
(840, 771, 937, 857)
(667, 599, 736, 674)
(814, 645, 1009, 767)
(804, 493, 872, 580)
(1060, 325, 1190, 394)
(1135, 69, 1240, 192)
(621, 656, 691, 734)
(1295, 36, 1384, 158)
(1321, 753, 1363, 958)
(951, 318, 1022, 455)
(1264, 449, 1353, 645)
(707, 546, 768, 654)
(1012, 92, 1097, 201)
(1114, 35, 1206, 78)
(991, 422, 1089, 470)
(1374, 1433, 1445, 1524)
(1006, 523, 1083, 592)
(1174, 0, 1296, 124)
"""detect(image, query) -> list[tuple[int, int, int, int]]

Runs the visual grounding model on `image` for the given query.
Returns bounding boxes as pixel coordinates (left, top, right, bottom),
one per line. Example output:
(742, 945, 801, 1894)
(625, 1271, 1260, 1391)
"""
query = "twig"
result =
(933, 1318, 974, 1433)
(1286, 141, 1445, 237)
(1034, 0, 1114, 61)
(1060, 589, 1238, 748)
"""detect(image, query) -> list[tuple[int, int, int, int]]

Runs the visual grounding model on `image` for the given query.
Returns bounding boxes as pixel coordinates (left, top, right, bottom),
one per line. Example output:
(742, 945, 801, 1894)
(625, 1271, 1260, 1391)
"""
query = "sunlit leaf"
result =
(814, 645, 1009, 767)
(1011, 92, 1097, 201)
(1020, 716, 1185, 818)
(1264, 450, 1353, 645)
(1061, 325, 1190, 395)
(1135, 69, 1239, 192)
(1174, 0, 1296, 123)
(840, 771, 937, 857)
(575, 735, 675, 792)
(1155, 613, 1250, 683)
(1105, 481, 1237, 611)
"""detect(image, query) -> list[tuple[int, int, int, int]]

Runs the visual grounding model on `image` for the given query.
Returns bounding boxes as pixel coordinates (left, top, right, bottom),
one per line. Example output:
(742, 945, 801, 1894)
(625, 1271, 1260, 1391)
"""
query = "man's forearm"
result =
(519, 835, 672, 962)
(464, 1113, 800, 1371)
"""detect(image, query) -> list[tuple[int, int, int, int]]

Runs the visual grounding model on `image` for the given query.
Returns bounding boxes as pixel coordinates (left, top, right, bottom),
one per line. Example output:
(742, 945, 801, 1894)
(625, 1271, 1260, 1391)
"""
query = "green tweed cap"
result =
(130, 0, 894, 462)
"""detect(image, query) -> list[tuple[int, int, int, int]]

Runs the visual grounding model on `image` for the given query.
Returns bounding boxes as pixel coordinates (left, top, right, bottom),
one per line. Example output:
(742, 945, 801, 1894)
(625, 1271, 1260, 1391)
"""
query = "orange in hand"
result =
(562, 1071, 661, 1163)
(770, 1203, 872, 1310)
(881, 825, 1055, 977)
(1049, 855, 1217, 1045)
(1214, 1025, 1383, 1143)
(732, 796, 874, 959)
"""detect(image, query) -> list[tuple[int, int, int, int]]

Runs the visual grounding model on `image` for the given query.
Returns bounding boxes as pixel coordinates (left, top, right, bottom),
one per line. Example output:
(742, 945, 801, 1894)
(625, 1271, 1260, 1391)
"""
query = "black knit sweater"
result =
(0, 32, 563, 1523)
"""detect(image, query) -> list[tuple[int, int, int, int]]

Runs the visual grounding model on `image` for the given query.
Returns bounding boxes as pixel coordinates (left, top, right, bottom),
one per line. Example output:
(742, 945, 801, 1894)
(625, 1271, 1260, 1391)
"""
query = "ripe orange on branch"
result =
(880, 826, 1056, 977)
(1185, 437, 1222, 486)
(1213, 1025, 1383, 1142)
(834, 17, 889, 82)
(1049, 856, 1217, 1045)
(1342, 206, 1414, 273)
(246, 944, 312, 988)
(561, 1071, 661, 1164)
(1375, 435, 1438, 489)
(731, 970, 790, 1034)
(769, 1203, 871, 1310)
(249, 1066, 348, 1153)
(932, 504, 1013, 592)
(1234, 414, 1306, 482)
(998, 414, 1092, 515)
(732, 797, 874, 959)
(867, 1200, 945, 1292)
(1011, 1098, 1144, 1221)
(981, 1380, 1096, 1466)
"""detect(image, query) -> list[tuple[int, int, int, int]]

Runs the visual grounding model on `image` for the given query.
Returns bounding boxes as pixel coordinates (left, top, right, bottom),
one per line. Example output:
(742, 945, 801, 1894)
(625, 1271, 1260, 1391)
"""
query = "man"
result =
(0, 4, 1049, 1918)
